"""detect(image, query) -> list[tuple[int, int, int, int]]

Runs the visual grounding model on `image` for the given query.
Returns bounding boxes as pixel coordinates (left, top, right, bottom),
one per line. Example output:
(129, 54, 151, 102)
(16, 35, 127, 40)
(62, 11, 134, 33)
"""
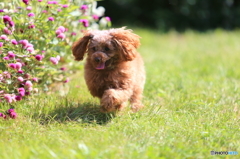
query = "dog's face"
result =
(72, 28, 140, 70)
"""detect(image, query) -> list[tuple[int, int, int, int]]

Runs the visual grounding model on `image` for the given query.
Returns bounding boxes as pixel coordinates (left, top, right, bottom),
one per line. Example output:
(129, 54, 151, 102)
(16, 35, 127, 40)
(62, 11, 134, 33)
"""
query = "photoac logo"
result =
(211, 150, 238, 155)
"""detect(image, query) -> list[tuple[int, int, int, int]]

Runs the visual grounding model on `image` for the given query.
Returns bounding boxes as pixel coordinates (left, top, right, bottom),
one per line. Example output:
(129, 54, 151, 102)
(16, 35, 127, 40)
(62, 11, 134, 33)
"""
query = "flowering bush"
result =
(0, 0, 111, 108)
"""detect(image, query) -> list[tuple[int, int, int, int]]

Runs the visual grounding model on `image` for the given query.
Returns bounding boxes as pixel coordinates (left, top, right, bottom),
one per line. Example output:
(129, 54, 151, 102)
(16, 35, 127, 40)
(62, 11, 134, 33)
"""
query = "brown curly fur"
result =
(72, 28, 145, 112)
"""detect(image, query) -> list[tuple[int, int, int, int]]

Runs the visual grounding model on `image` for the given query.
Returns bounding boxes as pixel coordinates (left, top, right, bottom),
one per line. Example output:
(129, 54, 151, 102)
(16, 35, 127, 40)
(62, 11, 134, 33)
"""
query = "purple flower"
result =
(80, 5, 88, 10)
(11, 39, 18, 45)
(15, 95, 22, 101)
(3, 15, 12, 23)
(8, 51, 15, 58)
(0, 113, 6, 119)
(28, 13, 35, 17)
(57, 33, 65, 40)
(60, 67, 66, 71)
(48, 17, 54, 21)
(0, 9, 4, 13)
(18, 70, 24, 74)
(28, 24, 35, 29)
(38, 0, 43, 2)
(35, 54, 43, 61)
(22, 0, 30, 5)
(79, 19, 89, 27)
(8, 21, 15, 27)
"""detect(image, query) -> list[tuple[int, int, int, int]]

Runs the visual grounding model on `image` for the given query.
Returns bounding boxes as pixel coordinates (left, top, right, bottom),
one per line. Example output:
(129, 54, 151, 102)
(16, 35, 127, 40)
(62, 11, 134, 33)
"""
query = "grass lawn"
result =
(0, 29, 239, 159)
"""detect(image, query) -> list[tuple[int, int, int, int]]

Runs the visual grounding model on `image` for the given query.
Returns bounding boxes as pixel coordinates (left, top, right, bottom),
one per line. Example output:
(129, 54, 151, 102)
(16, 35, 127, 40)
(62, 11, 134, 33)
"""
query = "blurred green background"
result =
(99, 0, 240, 31)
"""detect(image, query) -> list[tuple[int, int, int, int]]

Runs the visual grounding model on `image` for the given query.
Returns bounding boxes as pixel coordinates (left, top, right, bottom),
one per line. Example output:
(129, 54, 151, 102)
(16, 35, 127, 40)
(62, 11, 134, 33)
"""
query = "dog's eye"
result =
(92, 47, 96, 51)
(104, 47, 110, 51)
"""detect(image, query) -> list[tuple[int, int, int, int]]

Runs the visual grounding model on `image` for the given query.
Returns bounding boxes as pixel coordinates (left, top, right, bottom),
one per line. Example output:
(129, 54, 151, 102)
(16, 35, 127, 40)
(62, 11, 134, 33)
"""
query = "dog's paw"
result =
(131, 104, 144, 112)
(100, 89, 120, 112)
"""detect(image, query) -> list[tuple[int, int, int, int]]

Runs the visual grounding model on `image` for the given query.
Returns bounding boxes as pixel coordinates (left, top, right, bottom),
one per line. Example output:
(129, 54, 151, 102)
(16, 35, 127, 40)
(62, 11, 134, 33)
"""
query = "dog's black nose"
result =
(95, 57, 101, 62)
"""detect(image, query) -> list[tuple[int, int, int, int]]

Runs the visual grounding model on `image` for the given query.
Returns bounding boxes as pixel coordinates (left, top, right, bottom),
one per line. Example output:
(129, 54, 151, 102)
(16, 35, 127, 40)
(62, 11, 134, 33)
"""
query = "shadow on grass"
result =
(36, 102, 115, 125)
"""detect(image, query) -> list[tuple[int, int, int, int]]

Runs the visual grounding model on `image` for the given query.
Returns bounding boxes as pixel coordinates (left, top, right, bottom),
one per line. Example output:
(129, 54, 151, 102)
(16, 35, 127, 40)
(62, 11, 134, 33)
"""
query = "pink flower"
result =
(8, 109, 17, 119)
(8, 21, 15, 27)
(57, 26, 65, 33)
(25, 80, 33, 88)
(35, 54, 43, 61)
(105, 17, 111, 22)
(8, 63, 16, 69)
(47, 1, 58, 4)
(60, 67, 66, 71)
(32, 77, 38, 82)
(0, 42, 3, 47)
(26, 6, 32, 10)
(3, 27, 12, 35)
(48, 17, 54, 21)
(11, 39, 18, 45)
(0, 35, 9, 41)
(19, 39, 29, 47)
(17, 77, 24, 82)
(3, 15, 12, 23)
(15, 62, 22, 70)
(8, 51, 15, 58)
(3, 56, 10, 60)
(50, 57, 59, 65)
(18, 87, 25, 96)
(57, 33, 65, 40)
(4, 94, 13, 103)
(92, 15, 99, 20)
(28, 24, 35, 29)
(26, 47, 34, 53)
(64, 78, 70, 83)
(62, 4, 69, 8)
(71, 32, 76, 36)
(22, 0, 30, 5)
(80, 5, 88, 10)
(42, 10, 47, 13)
(27, 13, 35, 17)
(79, 19, 89, 27)
(38, 0, 43, 2)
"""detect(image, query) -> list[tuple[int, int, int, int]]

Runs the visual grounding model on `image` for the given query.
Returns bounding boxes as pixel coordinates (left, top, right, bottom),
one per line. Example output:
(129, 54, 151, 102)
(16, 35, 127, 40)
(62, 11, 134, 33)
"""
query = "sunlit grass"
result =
(0, 29, 239, 159)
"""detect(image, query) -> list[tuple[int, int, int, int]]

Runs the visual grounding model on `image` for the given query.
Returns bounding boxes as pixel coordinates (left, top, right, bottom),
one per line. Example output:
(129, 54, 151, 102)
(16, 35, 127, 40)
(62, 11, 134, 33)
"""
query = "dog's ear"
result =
(72, 31, 93, 61)
(110, 28, 140, 61)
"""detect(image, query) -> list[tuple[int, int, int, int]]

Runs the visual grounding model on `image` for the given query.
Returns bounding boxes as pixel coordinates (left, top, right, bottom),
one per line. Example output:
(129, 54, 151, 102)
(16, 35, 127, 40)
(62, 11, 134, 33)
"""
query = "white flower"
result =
(92, 2, 105, 17)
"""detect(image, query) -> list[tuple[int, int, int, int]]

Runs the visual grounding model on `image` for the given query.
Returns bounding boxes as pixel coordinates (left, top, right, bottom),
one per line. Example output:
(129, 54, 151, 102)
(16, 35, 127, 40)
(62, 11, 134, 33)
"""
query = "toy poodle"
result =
(72, 27, 145, 112)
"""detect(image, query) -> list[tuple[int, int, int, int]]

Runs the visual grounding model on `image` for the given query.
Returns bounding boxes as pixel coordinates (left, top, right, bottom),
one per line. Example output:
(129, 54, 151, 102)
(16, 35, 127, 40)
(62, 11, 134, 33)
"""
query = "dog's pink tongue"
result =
(96, 62, 105, 70)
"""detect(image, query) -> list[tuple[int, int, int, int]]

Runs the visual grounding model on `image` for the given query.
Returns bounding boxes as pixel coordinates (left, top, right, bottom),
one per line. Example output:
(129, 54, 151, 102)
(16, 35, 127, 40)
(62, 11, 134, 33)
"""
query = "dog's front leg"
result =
(100, 89, 132, 112)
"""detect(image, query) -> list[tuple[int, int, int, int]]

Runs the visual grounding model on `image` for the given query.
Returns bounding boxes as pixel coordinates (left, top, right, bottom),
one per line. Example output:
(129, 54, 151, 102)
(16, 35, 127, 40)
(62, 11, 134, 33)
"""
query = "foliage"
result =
(0, 0, 111, 105)
(0, 29, 239, 158)
(99, 0, 240, 31)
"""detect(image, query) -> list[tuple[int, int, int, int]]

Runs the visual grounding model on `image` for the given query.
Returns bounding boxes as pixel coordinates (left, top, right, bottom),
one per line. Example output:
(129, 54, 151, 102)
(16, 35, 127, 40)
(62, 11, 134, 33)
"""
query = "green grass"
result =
(1, 29, 239, 159)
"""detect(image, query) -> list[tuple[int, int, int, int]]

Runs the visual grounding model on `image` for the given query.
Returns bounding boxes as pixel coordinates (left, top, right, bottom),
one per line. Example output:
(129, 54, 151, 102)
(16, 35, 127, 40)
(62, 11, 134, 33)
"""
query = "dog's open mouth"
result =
(96, 59, 112, 70)
(96, 62, 105, 70)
